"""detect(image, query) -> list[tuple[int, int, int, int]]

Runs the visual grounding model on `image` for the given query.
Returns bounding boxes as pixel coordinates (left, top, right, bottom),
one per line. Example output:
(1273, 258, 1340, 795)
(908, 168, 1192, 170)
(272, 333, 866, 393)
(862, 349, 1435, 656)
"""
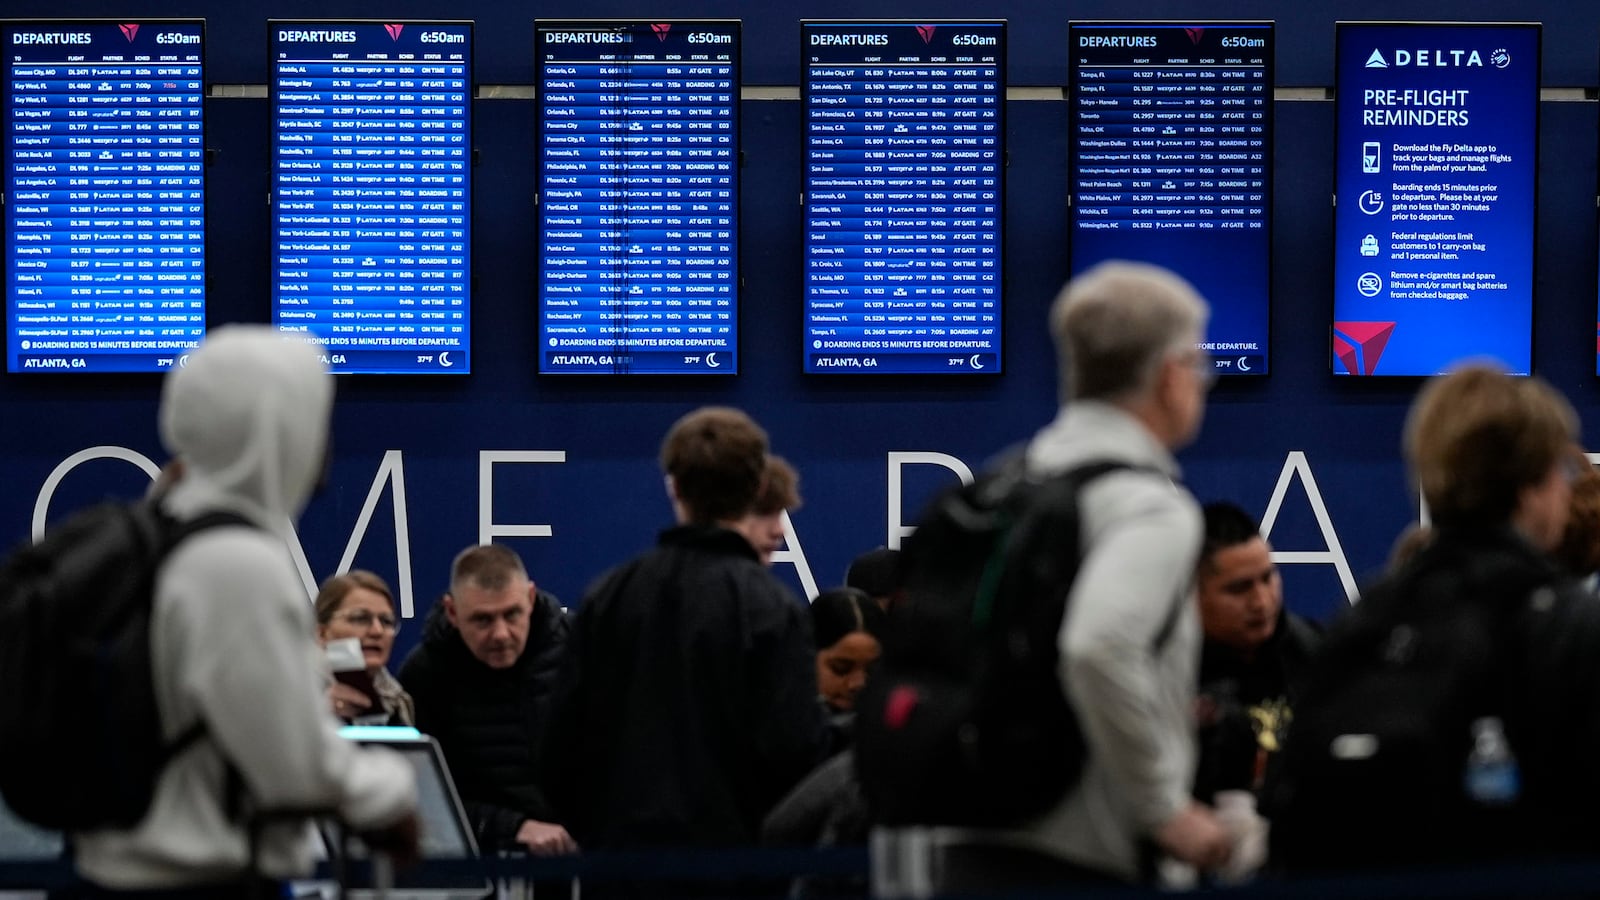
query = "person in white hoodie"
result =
(71, 327, 417, 896)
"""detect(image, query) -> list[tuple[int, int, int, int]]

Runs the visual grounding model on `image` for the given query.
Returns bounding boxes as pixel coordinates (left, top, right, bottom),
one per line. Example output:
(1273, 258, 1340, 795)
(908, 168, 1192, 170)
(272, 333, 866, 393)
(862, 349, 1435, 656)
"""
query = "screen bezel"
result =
(1329, 20, 1541, 378)
(1, 17, 209, 376)
(798, 18, 1008, 377)
(266, 18, 475, 377)
(1065, 19, 1275, 379)
(533, 18, 743, 376)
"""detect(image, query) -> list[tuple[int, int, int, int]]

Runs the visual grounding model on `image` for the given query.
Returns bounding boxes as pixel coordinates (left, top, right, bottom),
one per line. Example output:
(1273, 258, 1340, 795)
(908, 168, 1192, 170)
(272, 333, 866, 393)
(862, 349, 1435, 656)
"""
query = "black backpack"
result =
(1268, 533, 1547, 873)
(856, 456, 1180, 827)
(0, 499, 249, 830)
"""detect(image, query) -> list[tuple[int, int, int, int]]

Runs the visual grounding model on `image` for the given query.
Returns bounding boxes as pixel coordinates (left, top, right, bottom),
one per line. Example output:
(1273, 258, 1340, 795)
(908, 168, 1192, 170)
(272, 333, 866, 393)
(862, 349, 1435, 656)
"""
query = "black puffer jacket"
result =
(398, 589, 569, 851)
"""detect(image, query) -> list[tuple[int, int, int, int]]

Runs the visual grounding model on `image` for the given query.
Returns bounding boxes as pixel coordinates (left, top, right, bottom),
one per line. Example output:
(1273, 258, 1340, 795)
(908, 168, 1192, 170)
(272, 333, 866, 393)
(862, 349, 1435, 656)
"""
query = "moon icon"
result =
(969, 354, 984, 370)
(706, 352, 720, 369)
(438, 351, 453, 368)
(1237, 357, 1251, 373)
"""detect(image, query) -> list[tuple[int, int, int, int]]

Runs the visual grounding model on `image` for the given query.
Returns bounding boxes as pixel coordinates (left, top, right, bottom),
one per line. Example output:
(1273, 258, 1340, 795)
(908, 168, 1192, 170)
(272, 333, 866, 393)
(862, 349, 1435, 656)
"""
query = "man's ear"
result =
(443, 593, 459, 626)
(664, 473, 679, 503)
(527, 582, 540, 606)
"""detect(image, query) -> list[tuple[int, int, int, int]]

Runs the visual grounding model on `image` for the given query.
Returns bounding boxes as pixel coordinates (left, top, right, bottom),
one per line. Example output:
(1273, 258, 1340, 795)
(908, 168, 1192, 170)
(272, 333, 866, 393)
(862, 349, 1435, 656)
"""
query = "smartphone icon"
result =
(1362, 141, 1380, 173)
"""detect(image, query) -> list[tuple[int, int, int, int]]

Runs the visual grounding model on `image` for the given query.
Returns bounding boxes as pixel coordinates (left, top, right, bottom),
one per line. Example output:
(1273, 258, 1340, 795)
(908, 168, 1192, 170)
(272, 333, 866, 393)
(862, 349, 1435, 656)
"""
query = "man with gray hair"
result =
(931, 261, 1231, 892)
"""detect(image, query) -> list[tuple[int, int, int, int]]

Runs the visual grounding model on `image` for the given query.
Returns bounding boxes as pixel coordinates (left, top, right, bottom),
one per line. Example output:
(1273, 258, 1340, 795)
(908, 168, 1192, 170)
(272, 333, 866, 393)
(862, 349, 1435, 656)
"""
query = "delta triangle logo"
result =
(1332, 322, 1396, 376)
(1365, 49, 1388, 68)
(384, 24, 404, 41)
(119, 23, 139, 43)
(916, 25, 936, 44)
(1185, 27, 1204, 45)
(651, 23, 671, 42)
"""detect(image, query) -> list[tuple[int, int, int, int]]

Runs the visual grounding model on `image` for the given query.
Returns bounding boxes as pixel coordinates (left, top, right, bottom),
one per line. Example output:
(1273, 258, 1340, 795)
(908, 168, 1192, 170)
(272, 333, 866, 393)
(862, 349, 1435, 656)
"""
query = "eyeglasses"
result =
(1176, 350, 1218, 389)
(332, 610, 398, 632)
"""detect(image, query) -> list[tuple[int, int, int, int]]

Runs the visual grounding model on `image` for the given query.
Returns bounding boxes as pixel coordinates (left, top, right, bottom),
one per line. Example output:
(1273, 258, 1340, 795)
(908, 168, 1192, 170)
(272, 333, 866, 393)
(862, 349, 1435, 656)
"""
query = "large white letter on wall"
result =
(1260, 451, 1358, 603)
(887, 451, 974, 548)
(32, 446, 160, 541)
(479, 450, 566, 544)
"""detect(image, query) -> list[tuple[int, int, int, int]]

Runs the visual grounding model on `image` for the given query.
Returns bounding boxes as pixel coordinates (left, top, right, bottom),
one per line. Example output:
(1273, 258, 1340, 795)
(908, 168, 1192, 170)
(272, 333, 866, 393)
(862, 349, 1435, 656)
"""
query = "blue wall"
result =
(5, 0, 1600, 661)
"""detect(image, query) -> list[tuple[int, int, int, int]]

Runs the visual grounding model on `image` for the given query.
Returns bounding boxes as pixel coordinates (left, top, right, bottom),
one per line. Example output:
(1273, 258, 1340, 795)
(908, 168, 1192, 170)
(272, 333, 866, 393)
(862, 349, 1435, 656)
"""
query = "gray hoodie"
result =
(74, 327, 416, 888)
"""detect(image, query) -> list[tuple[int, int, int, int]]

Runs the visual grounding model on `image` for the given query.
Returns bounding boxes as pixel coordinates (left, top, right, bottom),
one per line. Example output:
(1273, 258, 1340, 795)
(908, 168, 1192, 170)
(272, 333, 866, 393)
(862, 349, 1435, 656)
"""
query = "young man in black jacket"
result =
(544, 407, 830, 858)
(399, 544, 577, 856)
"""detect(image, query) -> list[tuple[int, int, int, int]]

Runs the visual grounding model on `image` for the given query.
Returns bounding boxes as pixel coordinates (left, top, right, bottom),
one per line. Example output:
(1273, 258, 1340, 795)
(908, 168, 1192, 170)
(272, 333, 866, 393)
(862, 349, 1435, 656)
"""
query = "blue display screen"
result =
(1332, 23, 1538, 376)
(270, 21, 471, 375)
(801, 21, 1004, 375)
(1068, 22, 1272, 377)
(3, 20, 205, 374)
(537, 20, 739, 375)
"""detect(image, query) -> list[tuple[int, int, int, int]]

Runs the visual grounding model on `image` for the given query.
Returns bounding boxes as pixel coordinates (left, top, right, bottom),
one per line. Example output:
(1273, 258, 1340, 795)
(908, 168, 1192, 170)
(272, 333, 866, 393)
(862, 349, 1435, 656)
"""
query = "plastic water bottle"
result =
(1463, 716, 1520, 805)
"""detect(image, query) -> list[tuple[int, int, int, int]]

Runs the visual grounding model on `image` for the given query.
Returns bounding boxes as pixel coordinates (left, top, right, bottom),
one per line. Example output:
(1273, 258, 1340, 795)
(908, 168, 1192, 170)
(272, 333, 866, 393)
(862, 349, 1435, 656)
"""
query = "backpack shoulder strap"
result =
(152, 507, 258, 819)
(1032, 458, 1186, 653)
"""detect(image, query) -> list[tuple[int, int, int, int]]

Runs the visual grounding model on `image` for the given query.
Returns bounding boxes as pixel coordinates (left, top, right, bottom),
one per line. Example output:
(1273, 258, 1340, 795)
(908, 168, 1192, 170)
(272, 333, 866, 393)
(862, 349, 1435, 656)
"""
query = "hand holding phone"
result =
(326, 637, 384, 719)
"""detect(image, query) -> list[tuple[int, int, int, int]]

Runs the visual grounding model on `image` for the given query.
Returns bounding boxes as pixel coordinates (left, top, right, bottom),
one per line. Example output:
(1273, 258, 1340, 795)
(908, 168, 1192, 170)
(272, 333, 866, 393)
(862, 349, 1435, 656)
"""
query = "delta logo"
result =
(1333, 322, 1396, 376)
(1185, 27, 1205, 45)
(916, 25, 936, 44)
(384, 24, 404, 41)
(1364, 47, 1490, 68)
(651, 23, 671, 41)
(119, 23, 139, 42)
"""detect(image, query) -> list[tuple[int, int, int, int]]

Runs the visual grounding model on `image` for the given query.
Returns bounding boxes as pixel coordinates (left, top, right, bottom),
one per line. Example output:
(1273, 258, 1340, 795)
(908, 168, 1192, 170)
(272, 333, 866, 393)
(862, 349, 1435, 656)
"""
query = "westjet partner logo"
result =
(1364, 47, 1508, 68)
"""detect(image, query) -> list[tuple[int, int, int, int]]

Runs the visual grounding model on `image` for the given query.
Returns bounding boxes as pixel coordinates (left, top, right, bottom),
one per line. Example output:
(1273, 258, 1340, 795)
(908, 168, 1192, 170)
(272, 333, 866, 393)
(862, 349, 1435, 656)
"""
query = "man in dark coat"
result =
(1192, 502, 1321, 804)
(544, 407, 830, 855)
(398, 544, 576, 855)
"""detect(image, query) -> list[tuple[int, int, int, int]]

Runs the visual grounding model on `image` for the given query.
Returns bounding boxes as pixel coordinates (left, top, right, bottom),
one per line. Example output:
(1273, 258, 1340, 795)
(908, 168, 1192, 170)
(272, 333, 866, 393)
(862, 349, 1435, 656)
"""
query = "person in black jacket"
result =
(398, 544, 577, 856)
(544, 407, 830, 860)
(1192, 502, 1321, 805)
(1272, 365, 1600, 873)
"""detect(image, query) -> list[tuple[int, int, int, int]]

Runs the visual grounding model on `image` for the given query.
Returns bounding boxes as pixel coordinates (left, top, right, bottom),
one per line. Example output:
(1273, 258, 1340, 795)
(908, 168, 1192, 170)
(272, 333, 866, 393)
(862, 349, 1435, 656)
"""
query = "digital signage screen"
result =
(536, 20, 739, 375)
(1068, 21, 1272, 377)
(801, 21, 1004, 375)
(270, 20, 471, 375)
(1332, 22, 1538, 376)
(3, 19, 206, 374)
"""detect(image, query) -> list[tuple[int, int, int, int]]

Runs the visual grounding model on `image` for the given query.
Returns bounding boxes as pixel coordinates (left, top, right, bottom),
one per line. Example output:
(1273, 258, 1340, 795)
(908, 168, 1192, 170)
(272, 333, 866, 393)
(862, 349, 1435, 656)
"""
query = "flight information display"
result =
(1068, 22, 1272, 377)
(537, 20, 739, 375)
(3, 20, 205, 374)
(271, 21, 471, 375)
(802, 21, 1004, 374)
(1333, 22, 1538, 376)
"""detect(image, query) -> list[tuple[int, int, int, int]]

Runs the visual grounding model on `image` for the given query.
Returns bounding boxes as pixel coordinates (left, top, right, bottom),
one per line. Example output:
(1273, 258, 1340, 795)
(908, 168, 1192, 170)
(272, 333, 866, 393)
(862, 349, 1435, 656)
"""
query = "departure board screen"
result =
(270, 21, 471, 375)
(1334, 23, 1538, 377)
(537, 20, 740, 375)
(802, 21, 1004, 375)
(1068, 22, 1272, 377)
(3, 20, 205, 374)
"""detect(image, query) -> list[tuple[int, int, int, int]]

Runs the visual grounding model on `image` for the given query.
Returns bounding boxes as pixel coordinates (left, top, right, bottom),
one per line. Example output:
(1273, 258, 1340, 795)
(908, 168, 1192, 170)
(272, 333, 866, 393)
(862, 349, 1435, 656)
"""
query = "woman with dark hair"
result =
(810, 586, 885, 717)
(316, 569, 415, 726)
(762, 588, 885, 888)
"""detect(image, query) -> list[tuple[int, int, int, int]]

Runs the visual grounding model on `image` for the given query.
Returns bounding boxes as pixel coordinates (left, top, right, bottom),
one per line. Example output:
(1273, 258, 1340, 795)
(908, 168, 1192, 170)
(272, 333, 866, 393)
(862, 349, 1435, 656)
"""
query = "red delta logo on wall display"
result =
(1333, 321, 1397, 375)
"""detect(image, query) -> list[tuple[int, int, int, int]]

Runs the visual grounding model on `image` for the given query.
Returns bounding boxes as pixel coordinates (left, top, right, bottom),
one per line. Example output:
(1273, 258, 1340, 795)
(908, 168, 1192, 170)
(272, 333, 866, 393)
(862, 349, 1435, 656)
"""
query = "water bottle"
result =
(1463, 716, 1520, 805)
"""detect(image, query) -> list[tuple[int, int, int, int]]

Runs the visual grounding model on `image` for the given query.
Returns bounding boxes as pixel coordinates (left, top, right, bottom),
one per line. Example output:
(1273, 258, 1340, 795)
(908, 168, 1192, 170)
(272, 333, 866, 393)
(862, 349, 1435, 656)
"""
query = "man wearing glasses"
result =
(399, 544, 578, 856)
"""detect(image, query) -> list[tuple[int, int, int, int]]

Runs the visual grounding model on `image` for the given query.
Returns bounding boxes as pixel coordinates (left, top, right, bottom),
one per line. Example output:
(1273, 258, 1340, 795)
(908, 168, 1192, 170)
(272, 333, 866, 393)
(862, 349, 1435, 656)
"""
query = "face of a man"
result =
(446, 579, 534, 669)
(736, 510, 786, 566)
(1197, 536, 1282, 653)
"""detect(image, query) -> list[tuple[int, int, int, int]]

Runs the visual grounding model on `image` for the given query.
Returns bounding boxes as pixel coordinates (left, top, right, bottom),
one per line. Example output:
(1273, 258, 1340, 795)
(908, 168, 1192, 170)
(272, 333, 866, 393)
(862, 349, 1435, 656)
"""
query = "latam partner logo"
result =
(1333, 322, 1396, 375)
(119, 23, 139, 42)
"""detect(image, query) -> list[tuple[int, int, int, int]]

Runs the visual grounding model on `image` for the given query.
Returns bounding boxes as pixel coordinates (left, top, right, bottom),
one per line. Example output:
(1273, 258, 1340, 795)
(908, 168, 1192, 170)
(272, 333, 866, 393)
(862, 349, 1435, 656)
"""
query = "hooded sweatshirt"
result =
(73, 327, 416, 888)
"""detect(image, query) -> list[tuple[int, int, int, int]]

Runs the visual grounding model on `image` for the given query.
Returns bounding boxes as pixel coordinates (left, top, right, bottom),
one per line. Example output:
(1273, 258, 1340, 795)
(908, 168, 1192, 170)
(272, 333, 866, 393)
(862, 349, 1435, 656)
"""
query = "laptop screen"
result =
(330, 727, 490, 900)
